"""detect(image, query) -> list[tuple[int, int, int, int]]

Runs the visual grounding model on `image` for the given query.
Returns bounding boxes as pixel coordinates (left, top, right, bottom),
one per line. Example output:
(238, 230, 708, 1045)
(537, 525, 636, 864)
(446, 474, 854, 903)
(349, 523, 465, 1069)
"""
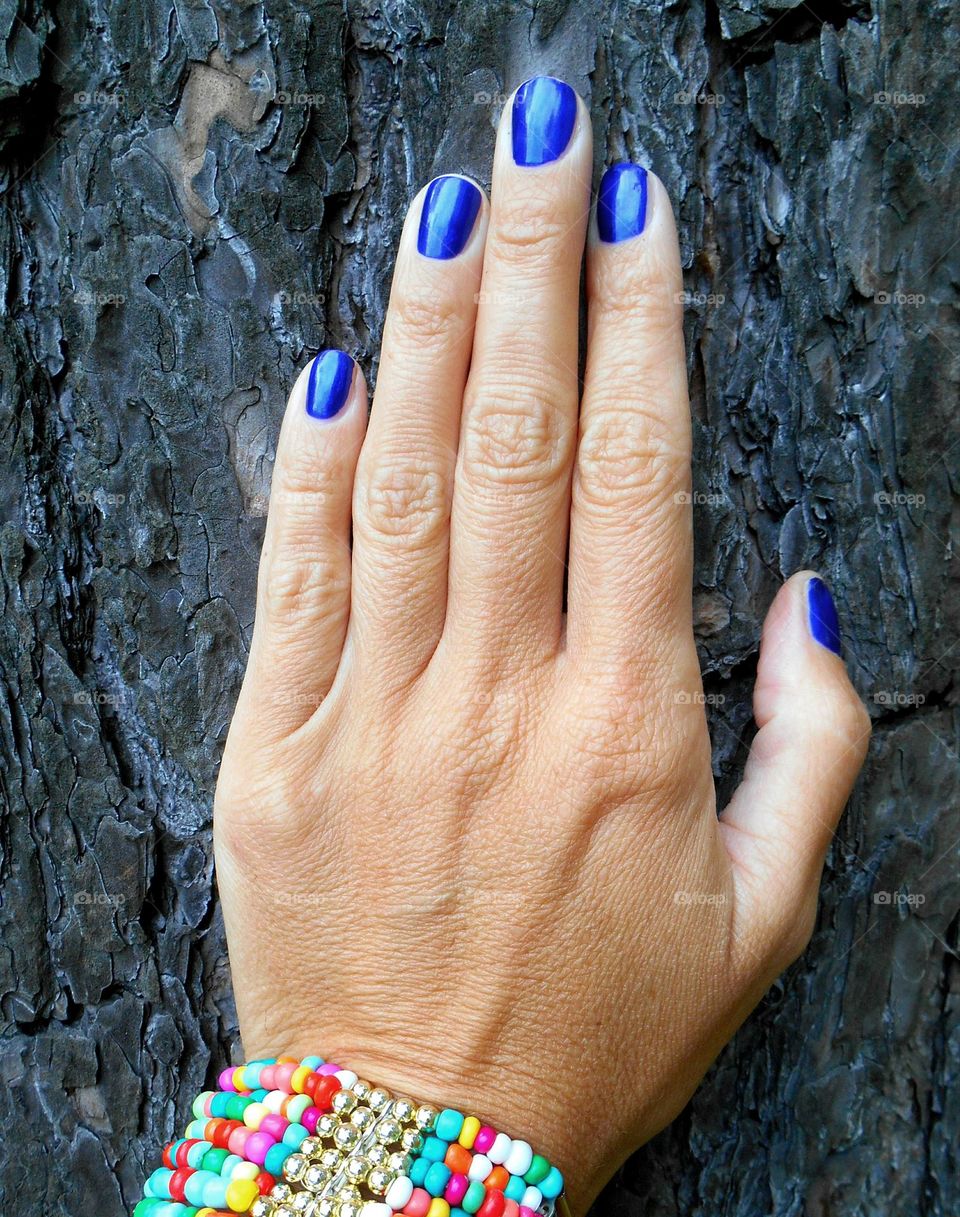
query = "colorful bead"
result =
(404, 1188, 432, 1217)
(225, 1178, 259, 1212)
(485, 1167, 509, 1192)
(539, 1166, 564, 1200)
(444, 1143, 472, 1175)
(422, 1136, 448, 1163)
(467, 1155, 492, 1183)
(503, 1176, 526, 1203)
(458, 1117, 481, 1150)
(502, 1202, 520, 1217)
(503, 1142, 532, 1177)
(427, 1200, 451, 1217)
(520, 1187, 542, 1211)
(444, 1173, 469, 1206)
(435, 1109, 465, 1142)
(476, 1190, 505, 1217)
(461, 1181, 486, 1214)
(424, 1162, 452, 1197)
(523, 1155, 549, 1186)
(473, 1127, 496, 1155)
(385, 1175, 415, 1210)
(487, 1134, 511, 1166)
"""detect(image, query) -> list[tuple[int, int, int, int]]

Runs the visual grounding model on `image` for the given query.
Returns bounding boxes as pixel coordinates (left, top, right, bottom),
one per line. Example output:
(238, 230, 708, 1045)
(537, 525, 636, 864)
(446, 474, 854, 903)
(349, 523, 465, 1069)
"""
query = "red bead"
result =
(313, 1075, 341, 1109)
(303, 1072, 320, 1099)
(161, 1141, 177, 1169)
(213, 1118, 236, 1148)
(255, 1172, 275, 1194)
(169, 1167, 192, 1203)
(477, 1190, 506, 1217)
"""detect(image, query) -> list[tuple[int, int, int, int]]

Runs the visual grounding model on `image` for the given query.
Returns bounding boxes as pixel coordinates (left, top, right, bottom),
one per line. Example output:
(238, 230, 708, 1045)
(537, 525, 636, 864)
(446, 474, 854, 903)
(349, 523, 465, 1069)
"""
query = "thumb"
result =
(720, 571, 872, 968)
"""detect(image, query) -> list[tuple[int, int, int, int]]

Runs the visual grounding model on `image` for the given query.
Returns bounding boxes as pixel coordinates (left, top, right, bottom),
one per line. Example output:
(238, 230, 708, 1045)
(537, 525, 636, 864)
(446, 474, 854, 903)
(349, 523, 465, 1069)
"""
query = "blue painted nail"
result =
(511, 76, 577, 166)
(807, 577, 843, 656)
(305, 349, 354, 420)
(597, 162, 649, 243)
(417, 176, 483, 259)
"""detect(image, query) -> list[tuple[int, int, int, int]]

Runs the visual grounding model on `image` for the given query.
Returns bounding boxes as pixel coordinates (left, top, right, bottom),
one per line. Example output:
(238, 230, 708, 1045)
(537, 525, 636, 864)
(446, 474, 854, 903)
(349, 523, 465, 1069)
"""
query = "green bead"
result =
(226, 1094, 248, 1121)
(505, 1176, 526, 1202)
(421, 1135, 447, 1162)
(202, 1147, 230, 1174)
(133, 1201, 163, 1216)
(462, 1181, 486, 1214)
(435, 1108, 465, 1141)
(192, 1091, 213, 1119)
(524, 1154, 550, 1185)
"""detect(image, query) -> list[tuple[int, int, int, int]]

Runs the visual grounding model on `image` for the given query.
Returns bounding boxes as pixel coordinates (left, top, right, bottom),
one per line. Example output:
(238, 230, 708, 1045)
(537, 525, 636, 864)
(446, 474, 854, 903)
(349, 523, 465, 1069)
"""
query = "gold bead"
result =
(375, 1117, 402, 1145)
(334, 1123, 361, 1151)
(344, 1155, 368, 1183)
(304, 1164, 332, 1192)
(391, 1098, 416, 1124)
(300, 1136, 323, 1157)
(333, 1089, 358, 1115)
(250, 1201, 276, 1217)
(319, 1147, 342, 1170)
(367, 1168, 396, 1196)
(272, 1185, 294, 1203)
(292, 1196, 316, 1214)
(283, 1154, 308, 1182)
(316, 1200, 337, 1217)
(366, 1145, 388, 1167)
(276, 1207, 299, 1217)
(368, 1087, 391, 1112)
(401, 1128, 424, 1153)
(337, 1203, 359, 1217)
(415, 1105, 438, 1130)
(350, 1106, 375, 1132)
(352, 1079, 373, 1103)
(316, 1113, 341, 1138)
(387, 1152, 413, 1175)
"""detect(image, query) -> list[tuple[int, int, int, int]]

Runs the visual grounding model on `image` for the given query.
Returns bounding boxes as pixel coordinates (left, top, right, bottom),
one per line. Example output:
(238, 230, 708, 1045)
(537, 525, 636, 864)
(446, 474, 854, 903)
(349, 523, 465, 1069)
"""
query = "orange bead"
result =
(444, 1144, 472, 1174)
(486, 1167, 509, 1192)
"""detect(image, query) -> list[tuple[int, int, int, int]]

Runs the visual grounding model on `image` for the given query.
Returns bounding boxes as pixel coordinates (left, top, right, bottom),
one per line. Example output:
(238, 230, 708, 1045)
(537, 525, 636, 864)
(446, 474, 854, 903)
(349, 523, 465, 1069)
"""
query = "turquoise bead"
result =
(264, 1143, 292, 1176)
(421, 1135, 448, 1162)
(210, 1092, 231, 1118)
(539, 1166, 564, 1200)
(505, 1176, 526, 1202)
(202, 1173, 228, 1209)
(192, 1091, 212, 1119)
(424, 1162, 452, 1197)
(186, 1142, 207, 1168)
(450, 1210, 469, 1217)
(242, 1064, 262, 1089)
(462, 1181, 486, 1214)
(435, 1108, 465, 1141)
(302, 1054, 324, 1069)
(184, 1172, 208, 1205)
(410, 1156, 430, 1186)
(283, 1121, 309, 1147)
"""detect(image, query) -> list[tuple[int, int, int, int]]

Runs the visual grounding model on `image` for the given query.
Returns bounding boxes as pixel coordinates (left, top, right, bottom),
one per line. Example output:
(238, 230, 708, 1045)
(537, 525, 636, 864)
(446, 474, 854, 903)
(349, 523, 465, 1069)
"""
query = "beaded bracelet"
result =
(135, 1055, 566, 1217)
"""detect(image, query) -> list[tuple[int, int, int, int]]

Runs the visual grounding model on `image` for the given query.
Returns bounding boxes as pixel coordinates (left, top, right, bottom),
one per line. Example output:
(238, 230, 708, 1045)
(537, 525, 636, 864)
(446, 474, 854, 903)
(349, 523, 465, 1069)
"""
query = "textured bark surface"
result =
(0, 1, 956, 1214)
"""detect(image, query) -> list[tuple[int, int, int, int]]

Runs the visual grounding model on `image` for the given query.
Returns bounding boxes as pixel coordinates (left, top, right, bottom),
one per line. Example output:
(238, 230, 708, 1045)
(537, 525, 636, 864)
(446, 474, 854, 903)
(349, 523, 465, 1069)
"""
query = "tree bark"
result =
(0, 1, 956, 1214)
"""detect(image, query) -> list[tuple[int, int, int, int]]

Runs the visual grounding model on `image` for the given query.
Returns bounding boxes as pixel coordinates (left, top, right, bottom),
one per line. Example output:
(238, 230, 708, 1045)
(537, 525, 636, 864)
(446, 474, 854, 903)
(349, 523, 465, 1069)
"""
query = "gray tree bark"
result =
(0, 1, 956, 1214)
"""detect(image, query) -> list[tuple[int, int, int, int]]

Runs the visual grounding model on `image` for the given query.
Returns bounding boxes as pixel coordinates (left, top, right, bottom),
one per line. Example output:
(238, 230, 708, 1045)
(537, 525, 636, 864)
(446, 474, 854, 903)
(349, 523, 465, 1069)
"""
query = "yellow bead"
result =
(458, 1116, 481, 1149)
(196, 1210, 216, 1217)
(231, 1067, 247, 1093)
(231, 1160, 259, 1181)
(292, 1064, 312, 1093)
(427, 1200, 451, 1217)
(226, 1177, 260, 1212)
(243, 1101, 267, 1129)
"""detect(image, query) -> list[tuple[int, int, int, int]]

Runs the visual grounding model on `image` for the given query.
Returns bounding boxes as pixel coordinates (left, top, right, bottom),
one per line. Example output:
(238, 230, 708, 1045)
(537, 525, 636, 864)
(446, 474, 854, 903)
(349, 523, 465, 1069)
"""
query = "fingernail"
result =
(305, 350, 354, 420)
(807, 577, 843, 656)
(597, 162, 649, 243)
(417, 176, 483, 259)
(511, 76, 577, 166)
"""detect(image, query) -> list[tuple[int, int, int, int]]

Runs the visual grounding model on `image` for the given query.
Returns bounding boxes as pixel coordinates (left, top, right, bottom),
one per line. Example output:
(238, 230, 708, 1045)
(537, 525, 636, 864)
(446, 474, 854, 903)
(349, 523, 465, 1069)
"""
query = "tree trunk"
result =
(0, 1, 955, 1214)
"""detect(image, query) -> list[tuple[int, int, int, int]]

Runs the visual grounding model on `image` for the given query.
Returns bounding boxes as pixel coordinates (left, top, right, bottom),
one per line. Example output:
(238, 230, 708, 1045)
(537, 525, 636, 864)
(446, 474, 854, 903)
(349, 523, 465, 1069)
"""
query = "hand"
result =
(214, 76, 870, 1212)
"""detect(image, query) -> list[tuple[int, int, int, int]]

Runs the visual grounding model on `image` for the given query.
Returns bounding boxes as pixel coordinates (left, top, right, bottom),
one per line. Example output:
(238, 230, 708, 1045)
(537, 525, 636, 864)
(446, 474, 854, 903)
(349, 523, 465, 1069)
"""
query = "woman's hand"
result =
(214, 77, 870, 1212)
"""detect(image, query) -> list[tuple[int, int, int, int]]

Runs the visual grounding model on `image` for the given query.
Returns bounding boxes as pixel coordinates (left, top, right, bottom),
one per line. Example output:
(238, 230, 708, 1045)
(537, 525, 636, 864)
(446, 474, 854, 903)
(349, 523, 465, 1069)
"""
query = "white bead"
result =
(468, 1154, 493, 1181)
(504, 1140, 533, 1177)
(264, 1090, 286, 1113)
(488, 1133, 512, 1165)
(385, 1177, 414, 1210)
(522, 1186, 543, 1210)
(335, 1069, 359, 1088)
(360, 1205, 391, 1217)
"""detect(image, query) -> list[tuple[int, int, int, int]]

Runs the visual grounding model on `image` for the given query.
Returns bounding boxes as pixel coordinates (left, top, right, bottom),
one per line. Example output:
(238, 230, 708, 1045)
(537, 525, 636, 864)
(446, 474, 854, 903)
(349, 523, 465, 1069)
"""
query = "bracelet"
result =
(135, 1054, 566, 1217)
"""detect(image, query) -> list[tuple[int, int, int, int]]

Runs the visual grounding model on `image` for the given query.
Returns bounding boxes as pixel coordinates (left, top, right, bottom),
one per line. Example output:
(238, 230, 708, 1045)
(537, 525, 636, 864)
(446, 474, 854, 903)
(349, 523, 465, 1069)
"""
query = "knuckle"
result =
(576, 406, 688, 511)
(387, 282, 465, 348)
(817, 688, 873, 760)
(489, 193, 574, 267)
(356, 456, 449, 549)
(262, 549, 348, 624)
(462, 389, 573, 491)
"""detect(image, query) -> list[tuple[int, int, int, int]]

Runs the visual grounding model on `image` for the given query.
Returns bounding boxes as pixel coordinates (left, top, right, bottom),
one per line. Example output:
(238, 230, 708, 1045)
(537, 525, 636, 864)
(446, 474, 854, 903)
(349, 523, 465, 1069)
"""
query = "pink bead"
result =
(244, 1130, 276, 1166)
(503, 1203, 519, 1217)
(474, 1127, 497, 1154)
(317, 1063, 340, 1076)
(302, 1108, 320, 1134)
(518, 1208, 537, 1217)
(228, 1126, 250, 1156)
(259, 1114, 287, 1140)
(260, 1065, 277, 1090)
(218, 1068, 237, 1091)
(274, 1063, 297, 1093)
(202, 1095, 216, 1117)
(403, 1188, 432, 1217)
(444, 1174, 469, 1205)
